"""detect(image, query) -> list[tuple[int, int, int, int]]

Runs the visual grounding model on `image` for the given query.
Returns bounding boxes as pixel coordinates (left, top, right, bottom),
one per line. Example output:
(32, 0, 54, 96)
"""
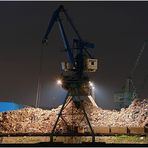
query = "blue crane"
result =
(42, 5, 98, 143)
(42, 5, 97, 84)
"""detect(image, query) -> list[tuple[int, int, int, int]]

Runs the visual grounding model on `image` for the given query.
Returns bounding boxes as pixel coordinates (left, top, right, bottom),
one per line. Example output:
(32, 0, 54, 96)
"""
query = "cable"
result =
(35, 45, 44, 108)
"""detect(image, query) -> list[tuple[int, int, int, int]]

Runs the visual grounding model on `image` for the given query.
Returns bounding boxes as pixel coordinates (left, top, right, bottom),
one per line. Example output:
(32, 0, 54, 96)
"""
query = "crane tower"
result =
(42, 5, 98, 142)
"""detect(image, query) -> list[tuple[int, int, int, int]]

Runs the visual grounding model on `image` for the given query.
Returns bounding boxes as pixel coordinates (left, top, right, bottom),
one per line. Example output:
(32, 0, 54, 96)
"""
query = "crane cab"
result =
(85, 58, 98, 72)
(61, 58, 98, 72)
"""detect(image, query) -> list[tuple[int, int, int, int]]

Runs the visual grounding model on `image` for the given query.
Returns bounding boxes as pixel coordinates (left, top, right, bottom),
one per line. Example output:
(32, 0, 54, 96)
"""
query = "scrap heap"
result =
(0, 98, 147, 133)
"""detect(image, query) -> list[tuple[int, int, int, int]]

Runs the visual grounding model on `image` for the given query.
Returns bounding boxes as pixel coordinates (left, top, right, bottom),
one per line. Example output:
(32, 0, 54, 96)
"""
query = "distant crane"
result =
(114, 40, 147, 109)
(42, 5, 98, 142)
(139, 73, 148, 97)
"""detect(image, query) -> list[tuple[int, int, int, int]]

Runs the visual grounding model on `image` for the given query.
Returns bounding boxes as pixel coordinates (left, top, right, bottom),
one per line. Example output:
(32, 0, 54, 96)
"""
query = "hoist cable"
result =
(35, 45, 44, 108)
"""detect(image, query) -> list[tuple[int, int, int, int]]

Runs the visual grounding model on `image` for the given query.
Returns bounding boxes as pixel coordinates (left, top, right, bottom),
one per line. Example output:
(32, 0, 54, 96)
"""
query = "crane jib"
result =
(57, 17, 75, 66)
(42, 5, 76, 66)
(42, 5, 97, 75)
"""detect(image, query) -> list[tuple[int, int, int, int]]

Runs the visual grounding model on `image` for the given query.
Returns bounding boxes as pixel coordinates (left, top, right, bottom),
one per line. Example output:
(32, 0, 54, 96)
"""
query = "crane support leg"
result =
(81, 101, 95, 142)
(74, 88, 95, 143)
(50, 92, 70, 142)
(50, 87, 95, 143)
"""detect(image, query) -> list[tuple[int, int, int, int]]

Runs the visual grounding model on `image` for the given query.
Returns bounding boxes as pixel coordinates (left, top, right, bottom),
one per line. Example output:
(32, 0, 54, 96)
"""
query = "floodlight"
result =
(57, 79, 62, 85)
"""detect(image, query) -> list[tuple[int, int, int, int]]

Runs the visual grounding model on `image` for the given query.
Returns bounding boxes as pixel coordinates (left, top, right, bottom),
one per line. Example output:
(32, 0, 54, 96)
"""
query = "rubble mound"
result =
(90, 98, 148, 127)
(0, 98, 147, 133)
(0, 106, 61, 133)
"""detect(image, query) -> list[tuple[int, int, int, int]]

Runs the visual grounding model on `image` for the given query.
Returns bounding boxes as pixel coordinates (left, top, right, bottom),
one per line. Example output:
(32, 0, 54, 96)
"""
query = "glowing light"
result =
(57, 79, 62, 85)
(92, 86, 95, 90)
(89, 81, 94, 87)
(89, 81, 93, 87)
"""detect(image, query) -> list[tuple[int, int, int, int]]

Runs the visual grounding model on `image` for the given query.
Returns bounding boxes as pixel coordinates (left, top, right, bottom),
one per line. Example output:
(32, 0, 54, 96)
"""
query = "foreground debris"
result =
(0, 99, 147, 133)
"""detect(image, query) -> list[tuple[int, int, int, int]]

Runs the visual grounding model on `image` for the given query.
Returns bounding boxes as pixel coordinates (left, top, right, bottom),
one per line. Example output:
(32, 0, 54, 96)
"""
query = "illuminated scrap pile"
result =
(0, 106, 61, 133)
(0, 99, 147, 133)
(89, 99, 148, 128)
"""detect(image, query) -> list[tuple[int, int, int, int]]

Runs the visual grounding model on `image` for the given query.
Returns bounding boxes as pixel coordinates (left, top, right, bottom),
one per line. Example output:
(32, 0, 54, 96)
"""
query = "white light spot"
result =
(57, 79, 62, 85)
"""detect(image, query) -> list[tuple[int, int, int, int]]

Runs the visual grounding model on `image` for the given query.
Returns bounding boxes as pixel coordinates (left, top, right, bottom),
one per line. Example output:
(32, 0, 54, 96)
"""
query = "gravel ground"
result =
(0, 135, 147, 144)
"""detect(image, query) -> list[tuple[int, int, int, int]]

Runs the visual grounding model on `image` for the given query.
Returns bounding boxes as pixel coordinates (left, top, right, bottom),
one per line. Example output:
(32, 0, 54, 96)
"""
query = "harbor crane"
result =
(114, 40, 147, 109)
(42, 5, 98, 142)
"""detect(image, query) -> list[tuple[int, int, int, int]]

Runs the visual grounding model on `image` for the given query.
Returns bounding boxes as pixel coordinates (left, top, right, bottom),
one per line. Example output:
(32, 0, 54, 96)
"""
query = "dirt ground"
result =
(0, 135, 147, 144)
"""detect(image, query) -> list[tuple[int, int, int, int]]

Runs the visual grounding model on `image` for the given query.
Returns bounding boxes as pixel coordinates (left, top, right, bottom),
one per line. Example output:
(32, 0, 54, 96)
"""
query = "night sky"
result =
(0, 1, 148, 109)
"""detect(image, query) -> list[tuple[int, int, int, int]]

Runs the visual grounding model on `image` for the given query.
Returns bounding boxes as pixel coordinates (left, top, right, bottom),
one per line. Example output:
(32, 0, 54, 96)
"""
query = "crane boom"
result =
(130, 40, 147, 77)
(42, 5, 75, 66)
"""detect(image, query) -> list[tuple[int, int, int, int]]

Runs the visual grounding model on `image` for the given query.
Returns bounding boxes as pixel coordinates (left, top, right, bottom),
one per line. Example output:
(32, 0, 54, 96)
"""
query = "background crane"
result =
(114, 40, 147, 109)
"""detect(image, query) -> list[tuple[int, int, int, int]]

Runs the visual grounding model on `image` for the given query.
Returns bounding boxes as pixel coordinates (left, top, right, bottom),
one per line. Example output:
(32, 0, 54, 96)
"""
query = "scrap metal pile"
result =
(0, 98, 147, 133)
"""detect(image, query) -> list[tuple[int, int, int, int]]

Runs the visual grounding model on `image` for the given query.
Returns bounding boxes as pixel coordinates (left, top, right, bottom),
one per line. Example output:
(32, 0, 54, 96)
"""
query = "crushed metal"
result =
(0, 98, 147, 133)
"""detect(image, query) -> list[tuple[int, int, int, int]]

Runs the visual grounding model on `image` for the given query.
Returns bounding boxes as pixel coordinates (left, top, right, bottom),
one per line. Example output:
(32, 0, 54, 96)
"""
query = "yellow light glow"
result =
(89, 81, 94, 87)
(57, 79, 62, 85)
